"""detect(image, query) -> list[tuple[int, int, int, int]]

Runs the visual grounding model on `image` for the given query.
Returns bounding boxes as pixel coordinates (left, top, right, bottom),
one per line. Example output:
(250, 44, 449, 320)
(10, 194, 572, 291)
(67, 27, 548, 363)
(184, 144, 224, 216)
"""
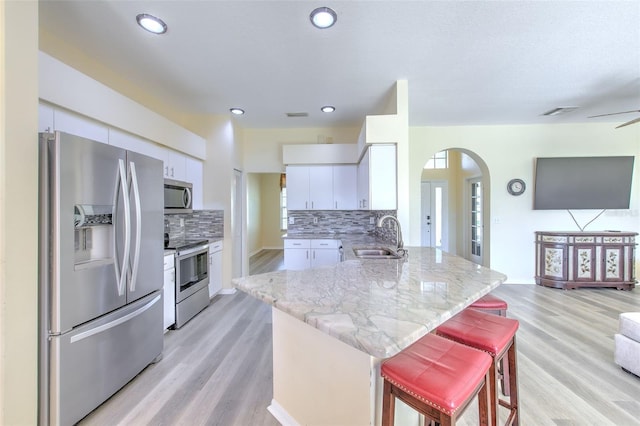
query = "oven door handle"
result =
(176, 244, 209, 258)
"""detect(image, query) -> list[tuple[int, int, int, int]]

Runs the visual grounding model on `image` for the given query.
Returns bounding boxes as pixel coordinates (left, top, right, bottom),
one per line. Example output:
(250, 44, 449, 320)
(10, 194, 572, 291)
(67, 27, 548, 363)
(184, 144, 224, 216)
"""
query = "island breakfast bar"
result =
(233, 246, 507, 425)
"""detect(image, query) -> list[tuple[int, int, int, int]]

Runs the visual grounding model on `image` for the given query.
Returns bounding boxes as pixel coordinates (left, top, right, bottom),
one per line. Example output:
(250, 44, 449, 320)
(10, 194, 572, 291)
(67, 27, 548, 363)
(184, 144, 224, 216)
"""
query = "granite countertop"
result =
(233, 238, 507, 359)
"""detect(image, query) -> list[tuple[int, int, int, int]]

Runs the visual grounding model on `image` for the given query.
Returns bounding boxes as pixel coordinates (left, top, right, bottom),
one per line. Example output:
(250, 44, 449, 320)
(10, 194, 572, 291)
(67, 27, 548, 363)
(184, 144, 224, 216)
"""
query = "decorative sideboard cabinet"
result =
(535, 231, 637, 290)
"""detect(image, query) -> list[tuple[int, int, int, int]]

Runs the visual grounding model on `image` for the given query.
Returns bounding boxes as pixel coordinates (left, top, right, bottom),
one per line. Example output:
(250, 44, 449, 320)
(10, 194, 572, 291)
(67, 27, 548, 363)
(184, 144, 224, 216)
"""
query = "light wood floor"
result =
(80, 249, 640, 426)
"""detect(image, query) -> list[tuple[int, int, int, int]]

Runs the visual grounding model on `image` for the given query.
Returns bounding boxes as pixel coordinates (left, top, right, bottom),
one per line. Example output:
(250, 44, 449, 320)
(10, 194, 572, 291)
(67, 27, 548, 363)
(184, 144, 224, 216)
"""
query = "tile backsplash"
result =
(165, 210, 224, 241)
(287, 210, 398, 241)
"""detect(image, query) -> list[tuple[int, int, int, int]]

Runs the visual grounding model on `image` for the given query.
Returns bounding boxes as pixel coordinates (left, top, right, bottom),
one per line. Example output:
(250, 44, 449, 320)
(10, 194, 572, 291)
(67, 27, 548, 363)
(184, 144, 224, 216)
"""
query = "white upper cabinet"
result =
(185, 156, 203, 210)
(308, 166, 333, 210)
(358, 144, 396, 210)
(357, 149, 370, 209)
(333, 165, 358, 210)
(287, 165, 357, 210)
(53, 108, 109, 144)
(164, 150, 187, 181)
(286, 166, 311, 210)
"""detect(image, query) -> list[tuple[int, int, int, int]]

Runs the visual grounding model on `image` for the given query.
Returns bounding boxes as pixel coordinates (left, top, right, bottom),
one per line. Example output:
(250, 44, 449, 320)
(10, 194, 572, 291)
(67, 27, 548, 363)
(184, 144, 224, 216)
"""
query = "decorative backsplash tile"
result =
(165, 210, 224, 241)
(286, 210, 398, 242)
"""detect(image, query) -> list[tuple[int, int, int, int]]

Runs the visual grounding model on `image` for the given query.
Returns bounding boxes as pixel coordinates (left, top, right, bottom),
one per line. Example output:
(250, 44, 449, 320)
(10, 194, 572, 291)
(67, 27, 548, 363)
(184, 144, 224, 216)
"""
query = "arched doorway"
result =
(421, 149, 490, 266)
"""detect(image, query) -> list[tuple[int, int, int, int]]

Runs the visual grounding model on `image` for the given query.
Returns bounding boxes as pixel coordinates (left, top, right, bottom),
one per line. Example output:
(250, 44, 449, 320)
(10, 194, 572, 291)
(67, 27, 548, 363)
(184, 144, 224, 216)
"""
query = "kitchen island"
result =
(233, 242, 507, 425)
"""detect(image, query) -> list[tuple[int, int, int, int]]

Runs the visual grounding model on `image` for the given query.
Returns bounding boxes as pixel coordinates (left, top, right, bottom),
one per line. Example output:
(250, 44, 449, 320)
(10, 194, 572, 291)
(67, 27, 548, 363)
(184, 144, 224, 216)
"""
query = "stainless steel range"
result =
(166, 239, 210, 328)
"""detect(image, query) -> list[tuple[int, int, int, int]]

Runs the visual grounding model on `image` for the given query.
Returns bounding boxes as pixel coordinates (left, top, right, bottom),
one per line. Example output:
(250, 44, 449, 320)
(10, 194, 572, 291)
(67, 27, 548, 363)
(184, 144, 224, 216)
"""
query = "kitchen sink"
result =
(352, 246, 402, 259)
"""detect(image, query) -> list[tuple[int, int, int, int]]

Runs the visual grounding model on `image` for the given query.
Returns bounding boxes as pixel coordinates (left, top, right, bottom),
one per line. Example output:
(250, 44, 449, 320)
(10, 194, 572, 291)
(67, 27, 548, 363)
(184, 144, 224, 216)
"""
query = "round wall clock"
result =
(507, 178, 526, 196)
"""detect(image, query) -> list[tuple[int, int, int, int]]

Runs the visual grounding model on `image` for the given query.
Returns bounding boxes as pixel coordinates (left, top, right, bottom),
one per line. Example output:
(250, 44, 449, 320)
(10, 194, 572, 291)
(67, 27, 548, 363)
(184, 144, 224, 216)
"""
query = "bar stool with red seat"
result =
(381, 333, 492, 426)
(469, 293, 508, 317)
(469, 293, 511, 396)
(436, 308, 519, 426)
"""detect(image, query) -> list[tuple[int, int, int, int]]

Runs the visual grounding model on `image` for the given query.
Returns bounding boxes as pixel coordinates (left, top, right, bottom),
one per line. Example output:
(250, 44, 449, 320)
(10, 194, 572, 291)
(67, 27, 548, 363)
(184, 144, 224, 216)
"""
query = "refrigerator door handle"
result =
(69, 294, 161, 344)
(113, 159, 131, 296)
(129, 161, 142, 292)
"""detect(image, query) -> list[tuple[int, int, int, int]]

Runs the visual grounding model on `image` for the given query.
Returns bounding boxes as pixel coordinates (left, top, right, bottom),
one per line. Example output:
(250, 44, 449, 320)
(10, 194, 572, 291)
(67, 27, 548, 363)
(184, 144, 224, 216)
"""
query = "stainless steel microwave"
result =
(164, 179, 193, 213)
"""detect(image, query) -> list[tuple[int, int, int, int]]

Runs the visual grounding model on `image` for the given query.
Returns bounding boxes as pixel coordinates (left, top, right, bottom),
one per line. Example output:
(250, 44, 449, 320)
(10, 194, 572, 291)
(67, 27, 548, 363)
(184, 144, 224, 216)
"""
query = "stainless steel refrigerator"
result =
(39, 131, 164, 425)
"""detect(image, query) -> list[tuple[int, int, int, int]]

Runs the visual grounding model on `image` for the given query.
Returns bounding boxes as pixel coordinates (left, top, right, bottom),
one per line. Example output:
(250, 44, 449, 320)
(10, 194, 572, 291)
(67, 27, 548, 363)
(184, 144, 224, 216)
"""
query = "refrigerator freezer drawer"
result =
(48, 291, 163, 426)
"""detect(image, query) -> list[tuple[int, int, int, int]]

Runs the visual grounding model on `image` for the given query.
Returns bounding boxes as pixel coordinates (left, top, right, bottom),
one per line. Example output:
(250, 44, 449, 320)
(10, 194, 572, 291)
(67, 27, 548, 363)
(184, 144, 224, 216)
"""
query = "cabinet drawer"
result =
(208, 241, 223, 252)
(284, 239, 311, 249)
(163, 254, 175, 270)
(311, 239, 341, 249)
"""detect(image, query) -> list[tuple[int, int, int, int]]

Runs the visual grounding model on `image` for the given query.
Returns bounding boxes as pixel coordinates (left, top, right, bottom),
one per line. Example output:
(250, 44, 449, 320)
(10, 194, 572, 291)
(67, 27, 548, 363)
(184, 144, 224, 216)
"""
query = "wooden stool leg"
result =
(507, 339, 519, 425)
(478, 371, 490, 426)
(382, 380, 395, 426)
(488, 360, 498, 426)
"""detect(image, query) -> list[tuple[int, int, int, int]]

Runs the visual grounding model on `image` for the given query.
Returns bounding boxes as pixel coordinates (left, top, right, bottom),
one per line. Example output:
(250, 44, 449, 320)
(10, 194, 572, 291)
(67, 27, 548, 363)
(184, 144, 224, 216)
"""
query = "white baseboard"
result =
(267, 399, 300, 426)
(219, 288, 237, 295)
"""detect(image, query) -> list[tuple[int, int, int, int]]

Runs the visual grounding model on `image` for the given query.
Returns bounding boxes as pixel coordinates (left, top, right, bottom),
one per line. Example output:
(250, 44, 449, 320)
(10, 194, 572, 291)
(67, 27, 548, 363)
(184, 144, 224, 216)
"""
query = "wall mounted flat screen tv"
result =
(533, 156, 635, 210)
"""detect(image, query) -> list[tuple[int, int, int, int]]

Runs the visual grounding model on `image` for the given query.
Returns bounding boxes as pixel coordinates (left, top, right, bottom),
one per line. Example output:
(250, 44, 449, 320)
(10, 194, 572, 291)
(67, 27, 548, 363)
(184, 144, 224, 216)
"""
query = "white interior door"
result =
(232, 169, 243, 278)
(468, 178, 483, 265)
(421, 181, 448, 250)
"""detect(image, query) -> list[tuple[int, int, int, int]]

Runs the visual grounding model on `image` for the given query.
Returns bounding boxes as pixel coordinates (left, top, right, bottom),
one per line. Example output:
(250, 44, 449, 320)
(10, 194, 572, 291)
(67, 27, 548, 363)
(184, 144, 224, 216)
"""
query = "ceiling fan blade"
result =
(588, 109, 640, 118)
(615, 116, 640, 129)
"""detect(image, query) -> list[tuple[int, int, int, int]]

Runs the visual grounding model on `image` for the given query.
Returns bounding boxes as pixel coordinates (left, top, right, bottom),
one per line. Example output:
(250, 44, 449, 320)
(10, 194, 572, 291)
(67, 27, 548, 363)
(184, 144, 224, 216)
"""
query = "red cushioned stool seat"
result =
(470, 294, 508, 316)
(436, 308, 520, 426)
(381, 333, 492, 426)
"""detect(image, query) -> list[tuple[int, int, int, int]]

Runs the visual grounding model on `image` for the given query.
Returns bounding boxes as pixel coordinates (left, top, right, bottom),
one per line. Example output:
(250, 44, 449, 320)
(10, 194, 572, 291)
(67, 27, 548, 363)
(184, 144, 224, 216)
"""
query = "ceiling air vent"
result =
(286, 112, 309, 118)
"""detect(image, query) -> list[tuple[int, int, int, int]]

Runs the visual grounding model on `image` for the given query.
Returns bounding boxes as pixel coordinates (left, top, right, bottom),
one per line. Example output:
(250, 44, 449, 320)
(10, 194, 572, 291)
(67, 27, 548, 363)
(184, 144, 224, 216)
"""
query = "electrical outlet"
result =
(289, 217, 295, 225)
(370, 217, 375, 225)
(180, 218, 184, 226)
(313, 217, 318, 224)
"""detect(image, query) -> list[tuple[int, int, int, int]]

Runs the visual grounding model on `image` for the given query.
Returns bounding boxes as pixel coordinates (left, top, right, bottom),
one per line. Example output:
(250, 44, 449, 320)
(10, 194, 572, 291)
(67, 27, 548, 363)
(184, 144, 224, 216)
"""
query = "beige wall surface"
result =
(246, 173, 285, 255)
(1, 1, 39, 424)
(247, 173, 262, 256)
(260, 173, 285, 249)
(410, 123, 640, 284)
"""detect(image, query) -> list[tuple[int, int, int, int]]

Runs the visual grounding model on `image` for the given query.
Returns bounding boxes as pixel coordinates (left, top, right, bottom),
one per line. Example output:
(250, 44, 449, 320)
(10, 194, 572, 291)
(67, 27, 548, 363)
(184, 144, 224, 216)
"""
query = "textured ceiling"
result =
(39, 0, 640, 129)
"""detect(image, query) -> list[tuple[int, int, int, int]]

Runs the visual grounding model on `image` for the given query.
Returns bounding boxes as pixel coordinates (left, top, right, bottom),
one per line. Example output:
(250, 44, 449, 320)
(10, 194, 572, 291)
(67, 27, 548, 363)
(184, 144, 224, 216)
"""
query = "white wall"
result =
(0, 2, 39, 424)
(409, 123, 640, 284)
(181, 114, 245, 284)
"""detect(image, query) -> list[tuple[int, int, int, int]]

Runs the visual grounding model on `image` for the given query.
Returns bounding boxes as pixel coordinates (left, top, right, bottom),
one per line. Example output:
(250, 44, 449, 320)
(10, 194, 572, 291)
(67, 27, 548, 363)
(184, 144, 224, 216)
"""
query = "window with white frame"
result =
(424, 151, 448, 169)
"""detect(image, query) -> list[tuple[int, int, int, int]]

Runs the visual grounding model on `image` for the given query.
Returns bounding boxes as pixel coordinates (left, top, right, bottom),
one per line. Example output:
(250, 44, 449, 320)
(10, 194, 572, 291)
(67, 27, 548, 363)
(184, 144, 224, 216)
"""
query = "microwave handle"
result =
(183, 187, 192, 209)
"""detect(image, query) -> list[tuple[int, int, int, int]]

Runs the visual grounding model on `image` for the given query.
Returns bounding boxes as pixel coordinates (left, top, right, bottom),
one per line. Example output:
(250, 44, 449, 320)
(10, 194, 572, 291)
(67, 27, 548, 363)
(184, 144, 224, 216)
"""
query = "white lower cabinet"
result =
(284, 239, 341, 271)
(163, 254, 176, 330)
(208, 241, 223, 297)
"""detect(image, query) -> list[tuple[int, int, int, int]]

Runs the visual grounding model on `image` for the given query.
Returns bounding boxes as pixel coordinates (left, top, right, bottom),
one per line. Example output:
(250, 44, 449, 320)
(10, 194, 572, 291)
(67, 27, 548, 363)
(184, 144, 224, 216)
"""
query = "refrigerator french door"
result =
(39, 132, 164, 426)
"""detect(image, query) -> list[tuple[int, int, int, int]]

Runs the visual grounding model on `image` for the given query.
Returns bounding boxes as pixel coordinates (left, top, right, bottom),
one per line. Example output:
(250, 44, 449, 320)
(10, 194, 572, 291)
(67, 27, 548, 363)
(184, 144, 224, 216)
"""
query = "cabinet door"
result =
(284, 248, 311, 270)
(574, 245, 596, 281)
(357, 149, 370, 209)
(54, 108, 109, 144)
(309, 166, 333, 210)
(186, 157, 203, 210)
(163, 267, 175, 329)
(602, 246, 625, 281)
(311, 249, 340, 268)
(369, 144, 397, 210)
(286, 166, 310, 210)
(165, 150, 187, 181)
(208, 247, 223, 297)
(540, 244, 567, 281)
(333, 165, 357, 210)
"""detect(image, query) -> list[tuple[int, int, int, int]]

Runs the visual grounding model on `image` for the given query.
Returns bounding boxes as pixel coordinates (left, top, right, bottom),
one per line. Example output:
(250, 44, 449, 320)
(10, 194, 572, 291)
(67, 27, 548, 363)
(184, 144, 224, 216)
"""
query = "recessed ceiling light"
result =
(321, 105, 335, 113)
(136, 14, 167, 34)
(310, 7, 337, 29)
(230, 108, 245, 115)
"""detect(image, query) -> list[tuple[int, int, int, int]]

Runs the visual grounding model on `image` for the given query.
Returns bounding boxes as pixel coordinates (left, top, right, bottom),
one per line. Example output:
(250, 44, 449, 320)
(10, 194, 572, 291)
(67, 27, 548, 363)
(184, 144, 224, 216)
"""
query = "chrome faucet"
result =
(376, 215, 404, 252)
